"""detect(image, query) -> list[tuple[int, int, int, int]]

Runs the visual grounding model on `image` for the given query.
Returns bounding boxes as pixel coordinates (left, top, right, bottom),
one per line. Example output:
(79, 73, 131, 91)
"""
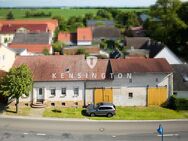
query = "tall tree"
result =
(6, 11, 14, 20)
(0, 65, 33, 113)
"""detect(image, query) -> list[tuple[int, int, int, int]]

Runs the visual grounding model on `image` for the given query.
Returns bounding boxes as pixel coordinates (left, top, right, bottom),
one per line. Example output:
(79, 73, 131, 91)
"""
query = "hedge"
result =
(168, 96, 188, 110)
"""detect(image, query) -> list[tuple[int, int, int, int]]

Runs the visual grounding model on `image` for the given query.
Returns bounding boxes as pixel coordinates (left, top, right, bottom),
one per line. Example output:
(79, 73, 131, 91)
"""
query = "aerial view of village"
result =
(0, 0, 188, 141)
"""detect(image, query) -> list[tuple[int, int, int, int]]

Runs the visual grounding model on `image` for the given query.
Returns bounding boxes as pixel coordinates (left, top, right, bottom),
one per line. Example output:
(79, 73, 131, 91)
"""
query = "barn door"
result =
(147, 87, 168, 106)
(94, 88, 113, 104)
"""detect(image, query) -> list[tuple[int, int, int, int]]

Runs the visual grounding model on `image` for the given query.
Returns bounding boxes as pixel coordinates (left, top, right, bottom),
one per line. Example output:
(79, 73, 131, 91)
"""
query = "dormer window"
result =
(182, 73, 188, 82)
(65, 68, 70, 73)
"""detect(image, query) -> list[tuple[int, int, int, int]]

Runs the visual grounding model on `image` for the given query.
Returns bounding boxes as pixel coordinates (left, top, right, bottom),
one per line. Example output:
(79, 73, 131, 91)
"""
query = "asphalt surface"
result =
(0, 117, 188, 141)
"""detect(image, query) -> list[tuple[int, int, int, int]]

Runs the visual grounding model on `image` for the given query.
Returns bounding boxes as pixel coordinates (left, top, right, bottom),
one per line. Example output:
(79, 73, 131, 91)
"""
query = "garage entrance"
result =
(94, 88, 113, 104)
(147, 87, 168, 106)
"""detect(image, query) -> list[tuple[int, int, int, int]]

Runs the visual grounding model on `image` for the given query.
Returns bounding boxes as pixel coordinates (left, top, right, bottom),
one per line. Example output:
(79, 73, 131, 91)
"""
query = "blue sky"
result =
(0, 0, 187, 7)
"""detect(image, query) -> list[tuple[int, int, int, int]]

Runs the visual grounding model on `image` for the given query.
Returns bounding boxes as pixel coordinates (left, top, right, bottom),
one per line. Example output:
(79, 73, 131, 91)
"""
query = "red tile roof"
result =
(13, 55, 109, 81)
(63, 46, 100, 55)
(0, 70, 6, 78)
(9, 44, 51, 53)
(0, 19, 58, 32)
(0, 24, 48, 33)
(110, 58, 173, 73)
(77, 27, 92, 41)
(58, 32, 77, 43)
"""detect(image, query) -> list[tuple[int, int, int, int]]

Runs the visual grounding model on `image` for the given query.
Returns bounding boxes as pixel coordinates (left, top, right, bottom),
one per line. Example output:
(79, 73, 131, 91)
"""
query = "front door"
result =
(37, 88, 44, 102)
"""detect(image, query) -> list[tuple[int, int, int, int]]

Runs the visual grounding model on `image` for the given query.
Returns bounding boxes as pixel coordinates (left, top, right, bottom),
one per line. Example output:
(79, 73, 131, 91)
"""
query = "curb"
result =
(0, 115, 188, 122)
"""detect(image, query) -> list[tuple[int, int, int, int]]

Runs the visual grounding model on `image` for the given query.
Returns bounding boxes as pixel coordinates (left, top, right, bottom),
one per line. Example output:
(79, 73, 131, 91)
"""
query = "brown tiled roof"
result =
(0, 19, 58, 32)
(77, 27, 93, 41)
(63, 46, 100, 55)
(125, 37, 150, 49)
(13, 55, 109, 81)
(58, 32, 77, 43)
(110, 58, 173, 73)
(9, 44, 51, 53)
(0, 24, 48, 33)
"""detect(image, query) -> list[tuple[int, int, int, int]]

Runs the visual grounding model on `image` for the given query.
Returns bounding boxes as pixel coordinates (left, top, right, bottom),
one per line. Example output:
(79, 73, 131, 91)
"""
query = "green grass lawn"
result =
(5, 106, 31, 116)
(43, 106, 188, 120)
(0, 8, 148, 19)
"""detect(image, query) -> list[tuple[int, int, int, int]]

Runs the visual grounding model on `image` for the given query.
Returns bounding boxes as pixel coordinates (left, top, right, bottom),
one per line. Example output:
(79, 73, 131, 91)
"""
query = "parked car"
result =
(86, 102, 116, 117)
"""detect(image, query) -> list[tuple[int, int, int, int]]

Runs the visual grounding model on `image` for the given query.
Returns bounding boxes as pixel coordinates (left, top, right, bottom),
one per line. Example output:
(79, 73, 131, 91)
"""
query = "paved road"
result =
(0, 117, 188, 141)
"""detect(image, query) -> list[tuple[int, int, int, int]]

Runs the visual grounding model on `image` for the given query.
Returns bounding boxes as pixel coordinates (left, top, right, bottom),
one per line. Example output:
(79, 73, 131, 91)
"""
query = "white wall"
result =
(77, 41, 92, 46)
(0, 46, 16, 72)
(26, 81, 85, 103)
(0, 34, 14, 46)
(155, 47, 183, 64)
(174, 91, 188, 98)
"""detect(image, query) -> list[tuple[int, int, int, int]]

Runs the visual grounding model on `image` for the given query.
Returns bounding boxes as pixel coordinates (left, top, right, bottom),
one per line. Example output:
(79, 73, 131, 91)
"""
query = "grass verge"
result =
(5, 106, 31, 116)
(43, 106, 188, 120)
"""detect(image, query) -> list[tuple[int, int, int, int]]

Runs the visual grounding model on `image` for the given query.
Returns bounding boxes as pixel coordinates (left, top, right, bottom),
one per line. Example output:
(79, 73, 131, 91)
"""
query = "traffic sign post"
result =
(157, 124, 164, 141)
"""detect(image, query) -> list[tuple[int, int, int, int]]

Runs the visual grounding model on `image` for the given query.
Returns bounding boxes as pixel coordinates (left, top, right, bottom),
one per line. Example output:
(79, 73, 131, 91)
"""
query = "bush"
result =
(168, 96, 188, 110)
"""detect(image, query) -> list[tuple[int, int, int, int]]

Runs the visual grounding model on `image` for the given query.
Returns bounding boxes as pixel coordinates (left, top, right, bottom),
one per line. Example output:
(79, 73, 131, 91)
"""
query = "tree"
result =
(76, 48, 89, 56)
(43, 48, 50, 55)
(96, 9, 112, 19)
(178, 2, 188, 24)
(146, 0, 187, 50)
(0, 65, 33, 113)
(52, 41, 63, 54)
(6, 11, 14, 20)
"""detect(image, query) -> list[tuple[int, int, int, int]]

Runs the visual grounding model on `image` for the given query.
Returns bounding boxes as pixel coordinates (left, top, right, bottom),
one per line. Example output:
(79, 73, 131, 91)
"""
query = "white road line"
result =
(36, 133, 46, 136)
(23, 133, 29, 135)
(157, 134, 179, 137)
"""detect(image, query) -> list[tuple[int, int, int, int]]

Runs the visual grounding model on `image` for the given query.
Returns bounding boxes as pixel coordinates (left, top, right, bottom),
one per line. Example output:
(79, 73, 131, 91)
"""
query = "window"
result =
(50, 88, 56, 96)
(39, 88, 43, 95)
(173, 92, 177, 96)
(74, 87, 79, 97)
(61, 88, 66, 96)
(155, 78, 159, 82)
(129, 78, 132, 83)
(128, 93, 133, 99)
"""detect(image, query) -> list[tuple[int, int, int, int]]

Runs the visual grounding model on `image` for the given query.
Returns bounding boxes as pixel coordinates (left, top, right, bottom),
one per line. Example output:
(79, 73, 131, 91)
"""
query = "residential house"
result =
(0, 19, 58, 37)
(93, 26, 121, 41)
(12, 55, 173, 107)
(126, 26, 146, 37)
(58, 32, 77, 45)
(172, 64, 188, 98)
(125, 37, 183, 64)
(0, 44, 16, 72)
(8, 32, 53, 55)
(77, 27, 93, 46)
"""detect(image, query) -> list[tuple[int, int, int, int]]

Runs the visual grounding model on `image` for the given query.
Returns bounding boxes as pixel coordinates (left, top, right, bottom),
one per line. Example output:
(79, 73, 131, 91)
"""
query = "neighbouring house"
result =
(93, 26, 121, 41)
(126, 26, 146, 37)
(58, 32, 77, 45)
(0, 24, 49, 46)
(8, 32, 53, 55)
(86, 20, 114, 28)
(172, 64, 188, 98)
(77, 27, 93, 46)
(63, 45, 100, 56)
(0, 19, 58, 37)
(125, 37, 183, 64)
(11, 55, 173, 107)
(11, 48, 31, 56)
(0, 44, 16, 72)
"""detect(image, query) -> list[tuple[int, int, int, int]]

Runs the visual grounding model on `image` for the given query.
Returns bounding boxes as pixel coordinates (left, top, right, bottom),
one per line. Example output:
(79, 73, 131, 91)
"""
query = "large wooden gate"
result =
(94, 88, 113, 104)
(147, 87, 168, 106)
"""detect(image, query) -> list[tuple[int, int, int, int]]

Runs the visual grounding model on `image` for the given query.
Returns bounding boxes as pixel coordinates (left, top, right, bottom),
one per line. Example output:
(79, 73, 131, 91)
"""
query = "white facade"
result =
(155, 47, 183, 64)
(77, 41, 92, 46)
(86, 73, 173, 106)
(0, 34, 14, 46)
(173, 91, 188, 99)
(0, 45, 16, 72)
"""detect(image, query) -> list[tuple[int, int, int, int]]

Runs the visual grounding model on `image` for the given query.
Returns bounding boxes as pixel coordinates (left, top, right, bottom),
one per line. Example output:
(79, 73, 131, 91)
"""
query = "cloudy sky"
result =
(0, 0, 187, 7)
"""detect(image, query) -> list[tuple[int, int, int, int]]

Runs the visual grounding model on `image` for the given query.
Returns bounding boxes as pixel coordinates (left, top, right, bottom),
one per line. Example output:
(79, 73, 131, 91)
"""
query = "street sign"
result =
(157, 124, 164, 141)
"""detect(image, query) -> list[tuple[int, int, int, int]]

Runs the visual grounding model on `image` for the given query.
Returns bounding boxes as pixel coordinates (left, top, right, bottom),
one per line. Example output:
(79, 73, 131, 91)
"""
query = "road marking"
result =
(36, 133, 46, 136)
(157, 134, 179, 137)
(23, 133, 29, 135)
(112, 135, 116, 138)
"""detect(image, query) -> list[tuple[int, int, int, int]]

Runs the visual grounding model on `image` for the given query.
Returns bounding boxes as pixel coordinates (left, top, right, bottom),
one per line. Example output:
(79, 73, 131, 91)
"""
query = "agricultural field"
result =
(0, 8, 148, 19)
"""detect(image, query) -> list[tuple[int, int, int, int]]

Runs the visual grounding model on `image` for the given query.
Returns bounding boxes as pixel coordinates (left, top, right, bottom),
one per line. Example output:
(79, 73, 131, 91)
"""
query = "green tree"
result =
(6, 11, 14, 20)
(76, 48, 89, 56)
(147, 0, 187, 48)
(52, 41, 63, 53)
(178, 2, 188, 24)
(0, 65, 33, 113)
(96, 9, 112, 19)
(43, 48, 50, 55)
